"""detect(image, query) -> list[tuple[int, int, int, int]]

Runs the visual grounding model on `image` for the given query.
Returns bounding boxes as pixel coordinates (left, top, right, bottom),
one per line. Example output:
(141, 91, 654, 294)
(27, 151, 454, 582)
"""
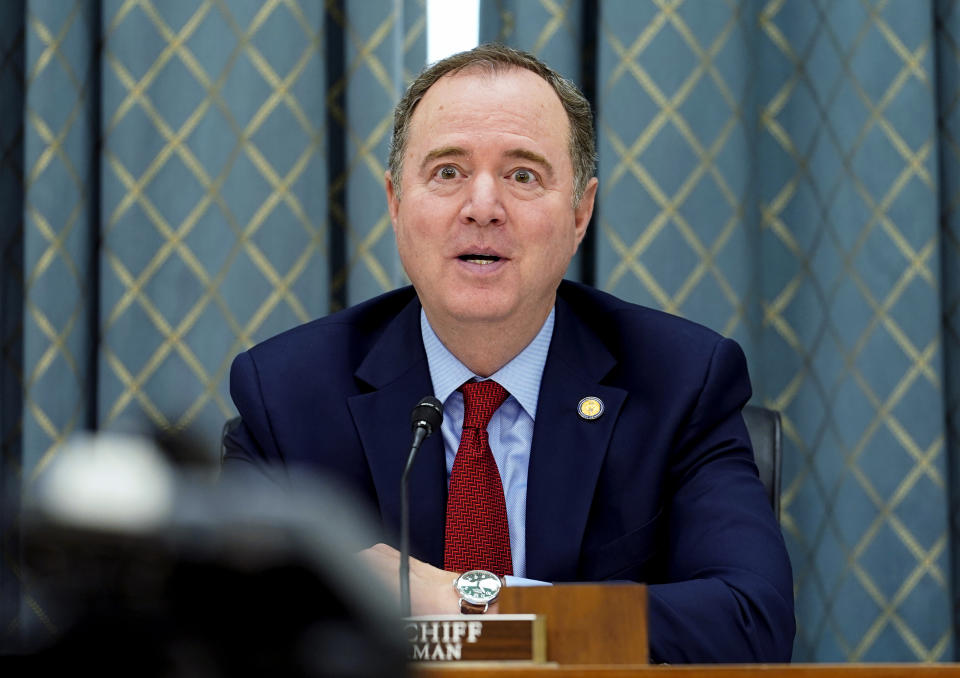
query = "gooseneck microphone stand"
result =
(400, 396, 443, 617)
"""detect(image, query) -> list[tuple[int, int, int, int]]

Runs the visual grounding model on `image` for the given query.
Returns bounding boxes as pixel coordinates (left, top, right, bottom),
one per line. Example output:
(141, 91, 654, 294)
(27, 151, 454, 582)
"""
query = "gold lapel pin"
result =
(578, 396, 604, 420)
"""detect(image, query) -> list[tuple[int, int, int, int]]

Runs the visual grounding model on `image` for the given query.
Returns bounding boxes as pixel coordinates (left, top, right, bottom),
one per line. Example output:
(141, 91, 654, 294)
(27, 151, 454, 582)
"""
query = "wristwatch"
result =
(453, 569, 503, 614)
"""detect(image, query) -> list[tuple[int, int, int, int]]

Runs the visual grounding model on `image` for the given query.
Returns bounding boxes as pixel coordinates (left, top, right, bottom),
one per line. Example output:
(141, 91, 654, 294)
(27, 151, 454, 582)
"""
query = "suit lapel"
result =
(347, 297, 446, 567)
(525, 295, 626, 581)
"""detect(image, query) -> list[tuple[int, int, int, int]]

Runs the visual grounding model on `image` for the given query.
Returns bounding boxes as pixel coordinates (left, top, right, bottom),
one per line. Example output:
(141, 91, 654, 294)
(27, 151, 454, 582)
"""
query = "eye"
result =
(437, 166, 459, 180)
(512, 169, 535, 184)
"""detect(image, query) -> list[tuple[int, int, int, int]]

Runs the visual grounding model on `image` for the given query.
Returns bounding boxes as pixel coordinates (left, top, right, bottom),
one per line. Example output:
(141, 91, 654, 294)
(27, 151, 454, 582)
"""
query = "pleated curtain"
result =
(3, 0, 960, 663)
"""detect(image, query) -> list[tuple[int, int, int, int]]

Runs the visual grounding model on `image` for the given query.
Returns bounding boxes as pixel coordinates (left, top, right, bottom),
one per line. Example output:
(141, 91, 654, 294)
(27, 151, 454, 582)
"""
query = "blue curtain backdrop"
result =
(0, 0, 424, 648)
(483, 0, 960, 662)
(1, 0, 959, 663)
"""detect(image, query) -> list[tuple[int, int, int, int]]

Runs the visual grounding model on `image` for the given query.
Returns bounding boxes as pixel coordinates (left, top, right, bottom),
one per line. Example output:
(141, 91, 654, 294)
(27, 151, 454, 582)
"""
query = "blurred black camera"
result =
(9, 430, 406, 678)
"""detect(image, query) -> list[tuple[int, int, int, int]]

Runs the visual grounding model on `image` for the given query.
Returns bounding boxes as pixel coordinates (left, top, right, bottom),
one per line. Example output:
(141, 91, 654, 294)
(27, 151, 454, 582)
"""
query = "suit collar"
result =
(348, 294, 447, 566)
(548, 286, 618, 381)
(354, 290, 424, 389)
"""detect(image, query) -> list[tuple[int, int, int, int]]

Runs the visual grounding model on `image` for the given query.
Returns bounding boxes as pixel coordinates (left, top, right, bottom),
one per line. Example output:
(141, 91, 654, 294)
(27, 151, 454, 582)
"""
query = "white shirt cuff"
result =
(504, 575, 552, 587)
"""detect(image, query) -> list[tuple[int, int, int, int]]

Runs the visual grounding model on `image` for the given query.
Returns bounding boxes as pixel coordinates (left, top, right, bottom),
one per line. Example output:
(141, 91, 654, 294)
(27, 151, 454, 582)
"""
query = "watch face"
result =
(456, 570, 502, 605)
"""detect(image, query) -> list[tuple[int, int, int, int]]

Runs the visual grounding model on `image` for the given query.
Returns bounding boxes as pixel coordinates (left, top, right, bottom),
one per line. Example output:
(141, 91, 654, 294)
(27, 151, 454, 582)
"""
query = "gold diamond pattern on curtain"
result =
(96, 0, 424, 443)
(20, 0, 98, 641)
(6, 0, 960, 662)
(328, 0, 425, 309)
(596, 0, 751, 346)
(757, 0, 948, 661)
(480, 0, 584, 69)
(484, 0, 955, 662)
(99, 0, 329, 438)
(5, 0, 426, 641)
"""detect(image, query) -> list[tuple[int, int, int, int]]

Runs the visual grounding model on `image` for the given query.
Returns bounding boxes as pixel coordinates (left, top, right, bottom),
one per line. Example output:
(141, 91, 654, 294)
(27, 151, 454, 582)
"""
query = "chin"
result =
(443, 295, 517, 326)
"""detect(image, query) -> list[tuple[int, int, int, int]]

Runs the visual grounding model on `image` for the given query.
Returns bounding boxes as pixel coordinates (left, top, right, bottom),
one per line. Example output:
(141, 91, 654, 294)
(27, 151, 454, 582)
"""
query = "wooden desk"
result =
(413, 585, 960, 676)
(414, 663, 960, 677)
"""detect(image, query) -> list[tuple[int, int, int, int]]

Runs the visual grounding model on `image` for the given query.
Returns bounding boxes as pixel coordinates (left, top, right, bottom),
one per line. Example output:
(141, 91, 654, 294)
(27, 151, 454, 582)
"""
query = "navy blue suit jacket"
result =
(225, 281, 795, 663)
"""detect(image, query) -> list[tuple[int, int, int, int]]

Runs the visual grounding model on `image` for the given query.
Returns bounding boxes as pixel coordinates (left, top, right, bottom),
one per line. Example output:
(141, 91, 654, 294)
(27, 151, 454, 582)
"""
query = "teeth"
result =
(459, 254, 500, 264)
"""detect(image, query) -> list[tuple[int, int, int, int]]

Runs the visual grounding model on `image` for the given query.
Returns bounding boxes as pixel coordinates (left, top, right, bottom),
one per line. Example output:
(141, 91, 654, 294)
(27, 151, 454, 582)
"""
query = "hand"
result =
(359, 543, 500, 616)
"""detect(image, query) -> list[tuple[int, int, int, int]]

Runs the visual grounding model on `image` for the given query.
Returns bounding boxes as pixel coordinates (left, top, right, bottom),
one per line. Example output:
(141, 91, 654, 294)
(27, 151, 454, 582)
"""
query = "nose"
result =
(459, 172, 506, 227)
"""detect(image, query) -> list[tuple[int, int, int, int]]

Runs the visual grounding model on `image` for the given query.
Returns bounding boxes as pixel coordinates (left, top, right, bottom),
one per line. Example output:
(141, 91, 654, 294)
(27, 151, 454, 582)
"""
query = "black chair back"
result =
(742, 405, 783, 520)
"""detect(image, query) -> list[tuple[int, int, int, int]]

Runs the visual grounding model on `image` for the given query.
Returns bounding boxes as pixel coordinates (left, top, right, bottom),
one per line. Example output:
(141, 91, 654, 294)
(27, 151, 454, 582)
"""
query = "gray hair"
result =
(388, 43, 596, 205)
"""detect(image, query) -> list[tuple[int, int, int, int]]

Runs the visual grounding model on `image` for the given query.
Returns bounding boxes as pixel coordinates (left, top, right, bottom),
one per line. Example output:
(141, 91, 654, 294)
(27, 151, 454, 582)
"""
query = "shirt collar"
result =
(420, 307, 555, 420)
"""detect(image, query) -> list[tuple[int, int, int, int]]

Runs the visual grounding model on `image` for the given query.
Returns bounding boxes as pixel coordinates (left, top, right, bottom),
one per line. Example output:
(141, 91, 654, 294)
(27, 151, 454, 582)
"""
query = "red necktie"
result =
(443, 380, 513, 576)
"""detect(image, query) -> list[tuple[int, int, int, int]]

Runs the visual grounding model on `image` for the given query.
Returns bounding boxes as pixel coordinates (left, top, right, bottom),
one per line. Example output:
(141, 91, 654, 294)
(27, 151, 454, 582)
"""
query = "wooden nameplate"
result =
(498, 583, 648, 665)
(404, 614, 546, 662)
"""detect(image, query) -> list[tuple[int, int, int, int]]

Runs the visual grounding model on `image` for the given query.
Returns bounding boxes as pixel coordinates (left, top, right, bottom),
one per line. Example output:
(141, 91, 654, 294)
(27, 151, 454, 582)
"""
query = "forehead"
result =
(405, 67, 571, 161)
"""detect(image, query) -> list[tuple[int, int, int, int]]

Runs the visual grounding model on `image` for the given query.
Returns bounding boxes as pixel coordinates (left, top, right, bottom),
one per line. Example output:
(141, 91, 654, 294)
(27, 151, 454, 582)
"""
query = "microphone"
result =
(400, 396, 443, 617)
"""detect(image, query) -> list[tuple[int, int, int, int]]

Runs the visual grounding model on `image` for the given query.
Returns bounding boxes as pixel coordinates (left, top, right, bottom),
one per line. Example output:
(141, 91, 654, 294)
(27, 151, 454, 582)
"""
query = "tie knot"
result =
(460, 380, 509, 431)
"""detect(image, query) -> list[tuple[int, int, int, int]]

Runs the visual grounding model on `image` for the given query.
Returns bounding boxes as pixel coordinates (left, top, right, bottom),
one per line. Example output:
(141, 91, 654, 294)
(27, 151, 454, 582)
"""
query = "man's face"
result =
(386, 67, 597, 336)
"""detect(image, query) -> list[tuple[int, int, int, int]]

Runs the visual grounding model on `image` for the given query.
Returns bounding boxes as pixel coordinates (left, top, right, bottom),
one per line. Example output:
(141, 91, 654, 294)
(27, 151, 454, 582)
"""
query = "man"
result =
(225, 44, 795, 663)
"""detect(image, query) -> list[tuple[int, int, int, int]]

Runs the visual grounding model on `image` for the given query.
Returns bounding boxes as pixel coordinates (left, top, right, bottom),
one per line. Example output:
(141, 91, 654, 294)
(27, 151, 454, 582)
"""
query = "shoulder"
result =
(557, 280, 727, 360)
(554, 280, 749, 403)
(243, 286, 418, 371)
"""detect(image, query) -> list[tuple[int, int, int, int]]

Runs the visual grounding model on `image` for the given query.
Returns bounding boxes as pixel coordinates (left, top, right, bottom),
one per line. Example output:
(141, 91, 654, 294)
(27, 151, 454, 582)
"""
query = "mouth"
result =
(457, 253, 502, 265)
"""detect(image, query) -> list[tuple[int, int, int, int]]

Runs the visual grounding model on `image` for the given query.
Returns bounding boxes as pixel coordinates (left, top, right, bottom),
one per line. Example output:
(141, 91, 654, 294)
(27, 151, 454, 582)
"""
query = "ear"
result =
(385, 171, 400, 228)
(573, 177, 598, 249)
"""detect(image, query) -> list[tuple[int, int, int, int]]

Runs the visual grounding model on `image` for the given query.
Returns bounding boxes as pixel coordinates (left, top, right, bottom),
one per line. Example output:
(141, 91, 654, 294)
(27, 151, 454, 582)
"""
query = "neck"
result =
(426, 307, 553, 378)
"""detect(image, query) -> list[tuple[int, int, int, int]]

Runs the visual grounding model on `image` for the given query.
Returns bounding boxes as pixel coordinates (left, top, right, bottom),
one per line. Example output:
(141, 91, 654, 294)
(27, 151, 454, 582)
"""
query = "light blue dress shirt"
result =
(420, 308, 555, 581)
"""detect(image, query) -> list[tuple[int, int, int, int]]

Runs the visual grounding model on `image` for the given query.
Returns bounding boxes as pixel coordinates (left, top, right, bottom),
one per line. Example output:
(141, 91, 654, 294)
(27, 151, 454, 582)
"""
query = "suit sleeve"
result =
(221, 350, 288, 485)
(646, 338, 795, 663)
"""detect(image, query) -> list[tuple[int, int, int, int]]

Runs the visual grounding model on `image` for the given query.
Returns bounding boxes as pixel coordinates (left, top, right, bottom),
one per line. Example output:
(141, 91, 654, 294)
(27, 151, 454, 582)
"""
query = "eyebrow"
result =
(504, 149, 554, 177)
(420, 146, 469, 171)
